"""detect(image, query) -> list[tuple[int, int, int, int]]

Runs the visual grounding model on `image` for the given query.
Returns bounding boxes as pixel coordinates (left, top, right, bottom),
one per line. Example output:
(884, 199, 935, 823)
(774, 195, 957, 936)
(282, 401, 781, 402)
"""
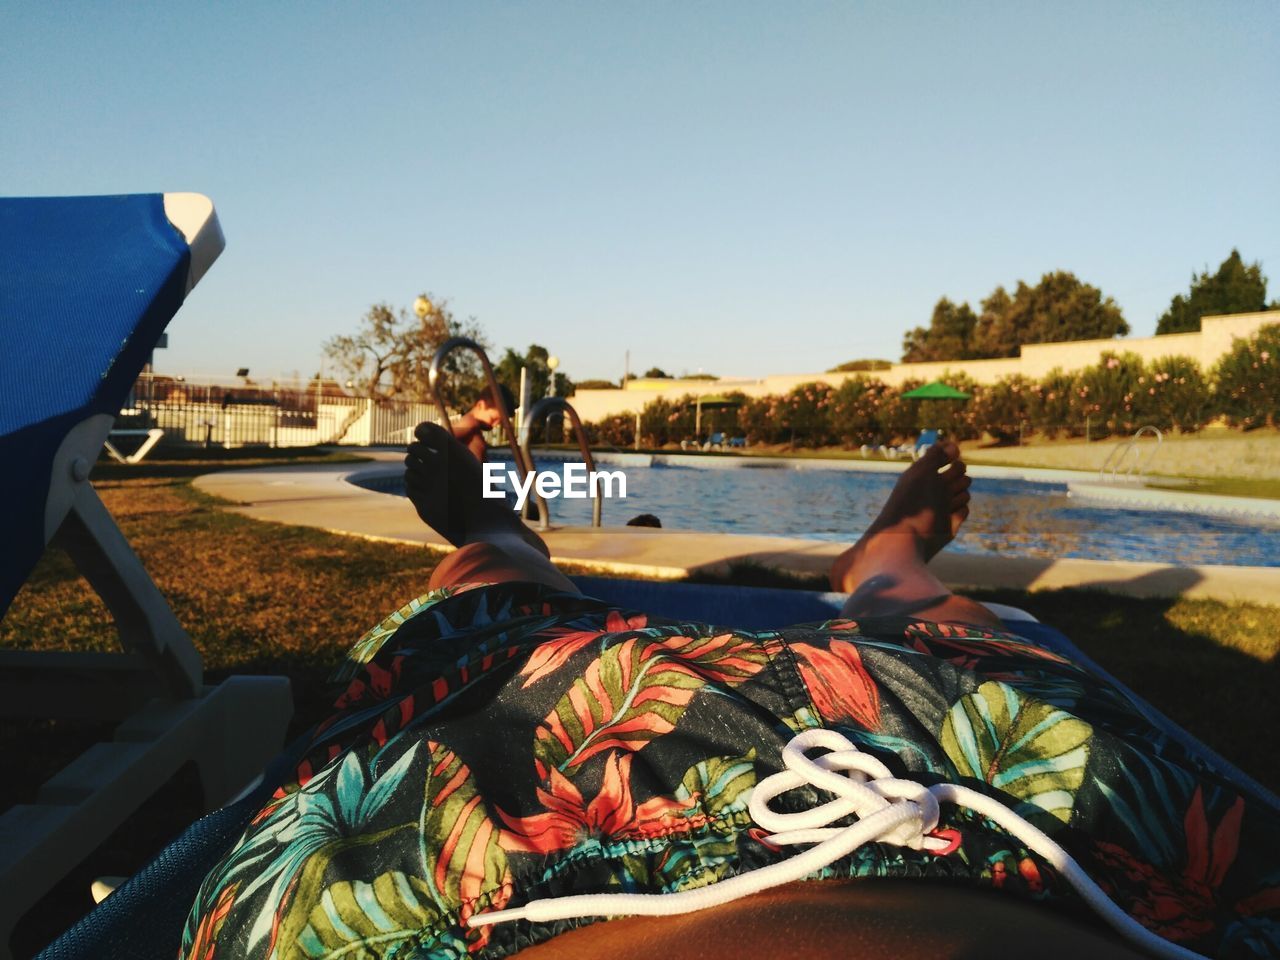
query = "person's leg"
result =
(405, 423, 579, 594)
(830, 440, 1001, 629)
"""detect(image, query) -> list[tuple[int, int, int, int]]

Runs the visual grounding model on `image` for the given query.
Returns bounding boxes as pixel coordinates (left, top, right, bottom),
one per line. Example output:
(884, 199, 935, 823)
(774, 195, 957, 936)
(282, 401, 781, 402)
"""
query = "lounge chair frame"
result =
(0, 195, 292, 960)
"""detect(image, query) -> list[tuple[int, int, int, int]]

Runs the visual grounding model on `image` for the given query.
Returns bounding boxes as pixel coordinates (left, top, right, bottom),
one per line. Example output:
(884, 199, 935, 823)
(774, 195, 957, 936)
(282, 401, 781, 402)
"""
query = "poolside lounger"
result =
(102, 427, 165, 464)
(0, 194, 292, 960)
(912, 428, 940, 459)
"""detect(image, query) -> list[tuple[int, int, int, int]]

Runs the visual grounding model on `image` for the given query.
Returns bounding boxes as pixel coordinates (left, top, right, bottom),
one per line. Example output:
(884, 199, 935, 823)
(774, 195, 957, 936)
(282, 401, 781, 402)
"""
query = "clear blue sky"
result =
(4, 2, 1277, 383)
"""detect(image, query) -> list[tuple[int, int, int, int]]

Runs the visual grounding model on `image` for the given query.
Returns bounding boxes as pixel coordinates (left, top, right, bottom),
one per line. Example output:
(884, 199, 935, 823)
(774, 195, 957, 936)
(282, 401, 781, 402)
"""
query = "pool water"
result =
(370, 460, 1280, 568)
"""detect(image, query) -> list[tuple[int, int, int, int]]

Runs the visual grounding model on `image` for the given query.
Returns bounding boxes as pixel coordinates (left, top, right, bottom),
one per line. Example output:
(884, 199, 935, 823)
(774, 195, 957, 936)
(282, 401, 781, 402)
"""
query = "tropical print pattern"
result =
(182, 582, 1280, 959)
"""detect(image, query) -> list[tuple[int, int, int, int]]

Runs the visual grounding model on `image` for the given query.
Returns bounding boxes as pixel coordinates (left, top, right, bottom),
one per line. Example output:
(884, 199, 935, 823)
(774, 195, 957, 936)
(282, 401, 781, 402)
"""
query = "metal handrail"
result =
(427, 337, 549, 523)
(1100, 425, 1163, 483)
(521, 397, 604, 528)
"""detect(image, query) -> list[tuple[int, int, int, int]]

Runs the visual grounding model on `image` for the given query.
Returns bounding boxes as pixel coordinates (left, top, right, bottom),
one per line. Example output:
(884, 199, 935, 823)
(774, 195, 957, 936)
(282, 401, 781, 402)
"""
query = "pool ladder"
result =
(1099, 425, 1163, 484)
(428, 338, 603, 530)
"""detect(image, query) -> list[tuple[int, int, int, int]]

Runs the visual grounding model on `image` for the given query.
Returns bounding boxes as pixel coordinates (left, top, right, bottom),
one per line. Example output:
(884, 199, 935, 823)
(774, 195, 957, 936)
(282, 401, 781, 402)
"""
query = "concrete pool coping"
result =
(193, 454, 1280, 606)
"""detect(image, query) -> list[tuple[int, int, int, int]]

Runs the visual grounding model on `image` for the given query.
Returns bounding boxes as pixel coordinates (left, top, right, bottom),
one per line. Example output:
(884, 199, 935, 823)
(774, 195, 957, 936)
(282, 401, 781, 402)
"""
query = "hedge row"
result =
(586, 324, 1280, 448)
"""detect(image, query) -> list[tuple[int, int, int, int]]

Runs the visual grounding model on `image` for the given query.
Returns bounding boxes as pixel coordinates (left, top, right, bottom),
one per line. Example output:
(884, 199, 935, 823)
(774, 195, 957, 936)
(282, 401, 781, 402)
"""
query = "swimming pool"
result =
(364, 459, 1280, 568)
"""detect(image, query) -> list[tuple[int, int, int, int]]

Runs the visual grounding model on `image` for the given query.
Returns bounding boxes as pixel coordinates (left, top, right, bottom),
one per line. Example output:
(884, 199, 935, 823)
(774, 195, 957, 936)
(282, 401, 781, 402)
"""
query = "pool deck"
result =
(193, 455, 1280, 606)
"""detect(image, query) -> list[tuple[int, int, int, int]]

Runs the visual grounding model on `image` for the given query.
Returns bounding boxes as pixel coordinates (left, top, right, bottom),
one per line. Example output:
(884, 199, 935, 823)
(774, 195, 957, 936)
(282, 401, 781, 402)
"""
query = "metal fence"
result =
(121, 375, 446, 448)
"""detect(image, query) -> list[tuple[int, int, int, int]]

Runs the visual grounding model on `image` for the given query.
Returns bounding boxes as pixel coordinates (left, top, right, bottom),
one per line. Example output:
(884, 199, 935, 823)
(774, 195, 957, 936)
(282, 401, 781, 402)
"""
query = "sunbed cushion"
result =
(0, 195, 190, 614)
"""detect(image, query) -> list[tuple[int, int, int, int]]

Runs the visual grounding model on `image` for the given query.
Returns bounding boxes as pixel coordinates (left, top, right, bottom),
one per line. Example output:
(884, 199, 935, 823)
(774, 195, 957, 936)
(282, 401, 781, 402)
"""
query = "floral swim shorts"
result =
(182, 581, 1280, 959)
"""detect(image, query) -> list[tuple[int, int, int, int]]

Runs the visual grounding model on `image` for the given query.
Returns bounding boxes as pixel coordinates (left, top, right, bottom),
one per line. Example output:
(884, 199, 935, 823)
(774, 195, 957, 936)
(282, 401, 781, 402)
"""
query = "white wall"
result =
(571, 310, 1279, 421)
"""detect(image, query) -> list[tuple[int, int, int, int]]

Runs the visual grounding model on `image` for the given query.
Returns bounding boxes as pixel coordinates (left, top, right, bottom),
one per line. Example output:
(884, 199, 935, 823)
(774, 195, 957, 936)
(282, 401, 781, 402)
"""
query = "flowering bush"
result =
(830, 377, 893, 446)
(968, 375, 1037, 443)
(586, 412, 635, 448)
(777, 382, 836, 447)
(877, 380, 919, 441)
(1074, 352, 1146, 438)
(638, 396, 696, 446)
(1030, 368, 1081, 437)
(1213, 323, 1280, 428)
(607, 337, 1276, 447)
(738, 396, 786, 444)
(1139, 356, 1209, 432)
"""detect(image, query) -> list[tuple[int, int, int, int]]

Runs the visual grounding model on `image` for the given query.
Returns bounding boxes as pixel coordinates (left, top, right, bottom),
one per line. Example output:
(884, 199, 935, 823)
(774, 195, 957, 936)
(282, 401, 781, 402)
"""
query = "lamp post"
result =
(547, 355, 560, 398)
(546, 355, 561, 444)
(413, 295, 433, 320)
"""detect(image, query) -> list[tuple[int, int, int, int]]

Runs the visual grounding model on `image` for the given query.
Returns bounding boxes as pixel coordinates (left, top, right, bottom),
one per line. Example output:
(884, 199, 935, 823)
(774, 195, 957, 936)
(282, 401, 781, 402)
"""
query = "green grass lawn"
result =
(2, 453, 1277, 953)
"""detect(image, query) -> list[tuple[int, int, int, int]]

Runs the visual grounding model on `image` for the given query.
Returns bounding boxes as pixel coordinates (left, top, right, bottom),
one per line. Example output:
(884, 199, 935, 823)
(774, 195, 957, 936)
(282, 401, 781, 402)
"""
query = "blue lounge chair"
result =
(912, 428, 940, 459)
(0, 194, 292, 959)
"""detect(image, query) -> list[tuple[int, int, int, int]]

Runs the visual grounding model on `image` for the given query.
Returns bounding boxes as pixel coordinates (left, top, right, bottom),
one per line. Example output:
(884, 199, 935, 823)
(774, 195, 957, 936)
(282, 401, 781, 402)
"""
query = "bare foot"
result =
(830, 440, 972, 592)
(405, 422, 550, 556)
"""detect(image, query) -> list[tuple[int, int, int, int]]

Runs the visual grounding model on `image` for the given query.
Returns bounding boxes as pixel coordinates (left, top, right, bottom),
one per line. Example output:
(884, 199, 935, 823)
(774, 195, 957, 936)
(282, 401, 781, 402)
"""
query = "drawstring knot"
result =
(749, 727, 947, 852)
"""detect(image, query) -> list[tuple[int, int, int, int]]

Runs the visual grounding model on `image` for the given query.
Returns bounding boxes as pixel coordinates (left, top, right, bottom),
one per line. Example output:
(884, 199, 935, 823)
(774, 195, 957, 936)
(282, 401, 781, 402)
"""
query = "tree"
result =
(575, 379, 621, 390)
(493, 344, 574, 401)
(901, 298, 980, 362)
(322, 294, 486, 403)
(1156, 250, 1273, 334)
(642, 367, 672, 379)
(827, 358, 892, 373)
(973, 272, 1128, 358)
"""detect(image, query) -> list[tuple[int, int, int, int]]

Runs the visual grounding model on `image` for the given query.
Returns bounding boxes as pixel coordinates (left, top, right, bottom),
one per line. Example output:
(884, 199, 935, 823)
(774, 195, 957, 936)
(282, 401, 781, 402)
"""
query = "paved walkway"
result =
(194, 455, 1280, 605)
(1065, 481, 1280, 519)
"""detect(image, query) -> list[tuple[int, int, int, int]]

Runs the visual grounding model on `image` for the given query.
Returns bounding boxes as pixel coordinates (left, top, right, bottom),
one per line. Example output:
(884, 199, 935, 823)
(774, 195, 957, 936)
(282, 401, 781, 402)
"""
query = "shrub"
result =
(1213, 323, 1280, 429)
(969, 375, 1037, 443)
(877, 380, 919, 442)
(1030, 368, 1081, 438)
(587, 412, 635, 448)
(737, 396, 785, 445)
(1074, 351, 1147, 438)
(830, 377, 892, 446)
(638, 396, 697, 446)
(777, 382, 836, 447)
(1138, 356, 1210, 432)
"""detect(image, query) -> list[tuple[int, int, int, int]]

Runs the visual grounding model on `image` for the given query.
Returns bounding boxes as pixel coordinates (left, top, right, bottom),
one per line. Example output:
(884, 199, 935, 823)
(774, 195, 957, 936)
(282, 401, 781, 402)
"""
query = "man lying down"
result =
(181, 423, 1280, 960)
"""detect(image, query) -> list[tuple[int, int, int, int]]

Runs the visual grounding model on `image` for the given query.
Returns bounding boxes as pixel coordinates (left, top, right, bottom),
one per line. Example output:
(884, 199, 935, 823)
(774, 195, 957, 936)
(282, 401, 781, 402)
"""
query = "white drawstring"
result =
(469, 729, 1209, 960)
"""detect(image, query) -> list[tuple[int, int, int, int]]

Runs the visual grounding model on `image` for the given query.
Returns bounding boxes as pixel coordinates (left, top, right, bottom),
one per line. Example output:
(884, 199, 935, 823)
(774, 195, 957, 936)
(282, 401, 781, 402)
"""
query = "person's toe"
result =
(414, 421, 451, 445)
(917, 444, 949, 472)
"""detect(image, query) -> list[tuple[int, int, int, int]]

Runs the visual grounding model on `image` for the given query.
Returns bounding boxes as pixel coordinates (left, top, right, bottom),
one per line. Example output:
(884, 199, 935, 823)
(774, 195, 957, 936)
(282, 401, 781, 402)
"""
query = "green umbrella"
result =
(901, 381, 971, 400)
(687, 395, 742, 435)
